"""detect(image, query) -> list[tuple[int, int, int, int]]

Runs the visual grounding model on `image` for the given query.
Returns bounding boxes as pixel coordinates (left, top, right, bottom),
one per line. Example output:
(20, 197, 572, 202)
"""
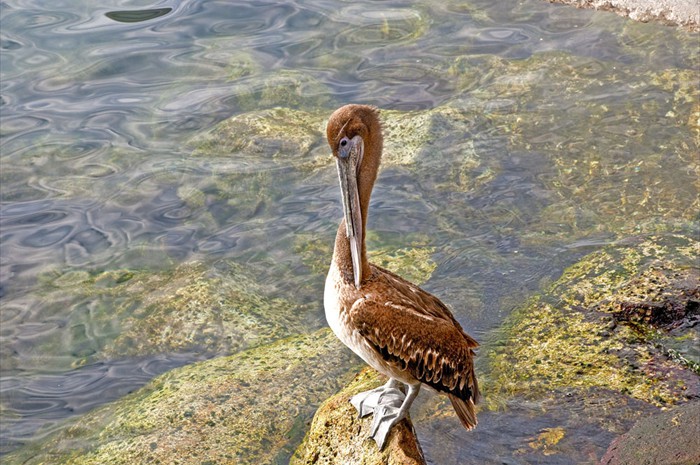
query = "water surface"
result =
(1, 0, 697, 462)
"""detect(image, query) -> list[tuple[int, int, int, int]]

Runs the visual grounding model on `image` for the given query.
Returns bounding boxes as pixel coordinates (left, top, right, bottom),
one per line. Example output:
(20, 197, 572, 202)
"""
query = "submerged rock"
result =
(14, 260, 306, 370)
(294, 230, 438, 287)
(447, 51, 699, 244)
(291, 368, 426, 465)
(5, 329, 358, 465)
(189, 107, 327, 167)
(189, 104, 496, 188)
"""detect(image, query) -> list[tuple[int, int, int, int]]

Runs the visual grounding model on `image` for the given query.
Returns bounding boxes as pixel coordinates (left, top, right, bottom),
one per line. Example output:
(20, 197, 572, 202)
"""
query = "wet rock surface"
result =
(611, 266, 700, 331)
(489, 234, 700, 403)
(600, 400, 700, 465)
(479, 234, 700, 463)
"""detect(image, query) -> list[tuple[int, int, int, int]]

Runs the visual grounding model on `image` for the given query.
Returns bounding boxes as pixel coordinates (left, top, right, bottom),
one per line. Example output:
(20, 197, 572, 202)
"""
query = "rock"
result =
(486, 234, 700, 408)
(295, 230, 438, 287)
(612, 266, 700, 330)
(5, 329, 358, 465)
(600, 401, 700, 465)
(189, 104, 496, 187)
(291, 368, 427, 465)
(545, 0, 699, 31)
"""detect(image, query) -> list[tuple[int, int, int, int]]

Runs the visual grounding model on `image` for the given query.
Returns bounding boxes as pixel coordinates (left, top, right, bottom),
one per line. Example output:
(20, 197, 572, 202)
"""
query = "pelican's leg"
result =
(350, 378, 403, 418)
(369, 383, 421, 449)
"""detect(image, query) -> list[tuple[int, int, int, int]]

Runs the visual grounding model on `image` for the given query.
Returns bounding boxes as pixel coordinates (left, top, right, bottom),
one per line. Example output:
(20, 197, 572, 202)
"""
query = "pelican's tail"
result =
(448, 394, 478, 431)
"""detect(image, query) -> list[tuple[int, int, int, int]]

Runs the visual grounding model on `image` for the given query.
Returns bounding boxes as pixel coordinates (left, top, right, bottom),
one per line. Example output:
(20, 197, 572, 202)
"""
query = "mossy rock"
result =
(100, 260, 307, 358)
(485, 234, 699, 408)
(189, 103, 498, 197)
(291, 368, 426, 465)
(448, 51, 700, 241)
(230, 70, 332, 112)
(5, 329, 358, 465)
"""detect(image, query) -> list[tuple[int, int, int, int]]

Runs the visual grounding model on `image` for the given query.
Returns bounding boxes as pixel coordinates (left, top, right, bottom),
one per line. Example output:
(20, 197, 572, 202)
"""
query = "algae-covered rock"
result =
(6, 329, 358, 465)
(291, 368, 426, 465)
(101, 260, 306, 358)
(231, 70, 332, 112)
(188, 103, 494, 185)
(486, 234, 699, 407)
(444, 50, 699, 242)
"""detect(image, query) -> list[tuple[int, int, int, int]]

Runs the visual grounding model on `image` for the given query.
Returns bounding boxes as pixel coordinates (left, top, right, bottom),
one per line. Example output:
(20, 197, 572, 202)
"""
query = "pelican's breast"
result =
(324, 262, 347, 342)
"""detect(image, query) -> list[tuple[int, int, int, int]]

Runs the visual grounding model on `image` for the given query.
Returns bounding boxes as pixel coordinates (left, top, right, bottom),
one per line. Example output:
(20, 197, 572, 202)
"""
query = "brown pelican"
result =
(324, 104, 479, 449)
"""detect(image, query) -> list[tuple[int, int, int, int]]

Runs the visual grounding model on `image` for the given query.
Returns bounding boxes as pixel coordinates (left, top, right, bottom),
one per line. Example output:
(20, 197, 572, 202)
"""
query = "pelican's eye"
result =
(338, 136, 351, 158)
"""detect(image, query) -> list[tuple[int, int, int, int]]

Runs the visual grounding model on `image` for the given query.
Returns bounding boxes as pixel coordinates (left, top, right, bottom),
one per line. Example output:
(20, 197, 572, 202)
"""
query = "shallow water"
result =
(1, 0, 697, 462)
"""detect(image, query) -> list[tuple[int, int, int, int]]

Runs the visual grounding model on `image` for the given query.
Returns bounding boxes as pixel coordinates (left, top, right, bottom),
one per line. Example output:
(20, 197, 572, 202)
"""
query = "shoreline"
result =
(546, 0, 699, 31)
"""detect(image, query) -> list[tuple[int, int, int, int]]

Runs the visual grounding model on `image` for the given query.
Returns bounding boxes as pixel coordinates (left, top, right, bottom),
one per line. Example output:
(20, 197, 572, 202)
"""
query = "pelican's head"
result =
(326, 105, 383, 289)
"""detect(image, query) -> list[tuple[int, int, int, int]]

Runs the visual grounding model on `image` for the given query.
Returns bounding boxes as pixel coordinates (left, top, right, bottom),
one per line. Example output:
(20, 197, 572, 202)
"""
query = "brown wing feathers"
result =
(351, 299, 479, 406)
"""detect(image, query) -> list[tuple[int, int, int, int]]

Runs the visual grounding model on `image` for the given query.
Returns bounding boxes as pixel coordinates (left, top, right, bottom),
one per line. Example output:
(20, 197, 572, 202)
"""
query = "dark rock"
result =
(600, 401, 700, 465)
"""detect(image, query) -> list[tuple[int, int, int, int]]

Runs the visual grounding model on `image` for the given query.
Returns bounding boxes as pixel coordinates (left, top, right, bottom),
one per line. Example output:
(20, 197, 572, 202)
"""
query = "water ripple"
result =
(0, 354, 205, 452)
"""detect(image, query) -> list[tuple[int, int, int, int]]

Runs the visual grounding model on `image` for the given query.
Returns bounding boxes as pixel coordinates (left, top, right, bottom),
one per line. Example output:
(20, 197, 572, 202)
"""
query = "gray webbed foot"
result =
(349, 379, 408, 449)
(350, 378, 403, 418)
(369, 403, 406, 449)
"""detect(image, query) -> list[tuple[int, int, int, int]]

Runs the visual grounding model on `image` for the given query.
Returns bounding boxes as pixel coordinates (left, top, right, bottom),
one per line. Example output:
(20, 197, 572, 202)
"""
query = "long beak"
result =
(335, 136, 364, 289)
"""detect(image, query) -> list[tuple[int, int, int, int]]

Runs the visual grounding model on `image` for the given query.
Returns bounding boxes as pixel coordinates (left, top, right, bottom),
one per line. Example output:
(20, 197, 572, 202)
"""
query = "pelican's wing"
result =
(373, 264, 479, 347)
(348, 298, 479, 429)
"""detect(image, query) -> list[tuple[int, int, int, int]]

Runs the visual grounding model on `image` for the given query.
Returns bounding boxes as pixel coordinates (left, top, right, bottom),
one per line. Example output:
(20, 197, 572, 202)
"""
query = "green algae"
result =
(527, 427, 566, 456)
(370, 244, 437, 286)
(5, 329, 359, 465)
(485, 235, 700, 409)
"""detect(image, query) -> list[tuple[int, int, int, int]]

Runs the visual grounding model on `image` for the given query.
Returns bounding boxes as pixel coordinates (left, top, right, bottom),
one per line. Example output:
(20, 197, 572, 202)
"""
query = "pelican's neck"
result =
(333, 218, 371, 286)
(333, 161, 376, 286)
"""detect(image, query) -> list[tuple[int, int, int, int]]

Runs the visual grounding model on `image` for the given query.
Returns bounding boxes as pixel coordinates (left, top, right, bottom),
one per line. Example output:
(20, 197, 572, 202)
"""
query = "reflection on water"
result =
(1, 0, 697, 461)
(105, 8, 173, 24)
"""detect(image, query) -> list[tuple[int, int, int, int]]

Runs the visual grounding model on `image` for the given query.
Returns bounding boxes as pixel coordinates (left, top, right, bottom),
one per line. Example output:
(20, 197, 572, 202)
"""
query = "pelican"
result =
(324, 104, 479, 449)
